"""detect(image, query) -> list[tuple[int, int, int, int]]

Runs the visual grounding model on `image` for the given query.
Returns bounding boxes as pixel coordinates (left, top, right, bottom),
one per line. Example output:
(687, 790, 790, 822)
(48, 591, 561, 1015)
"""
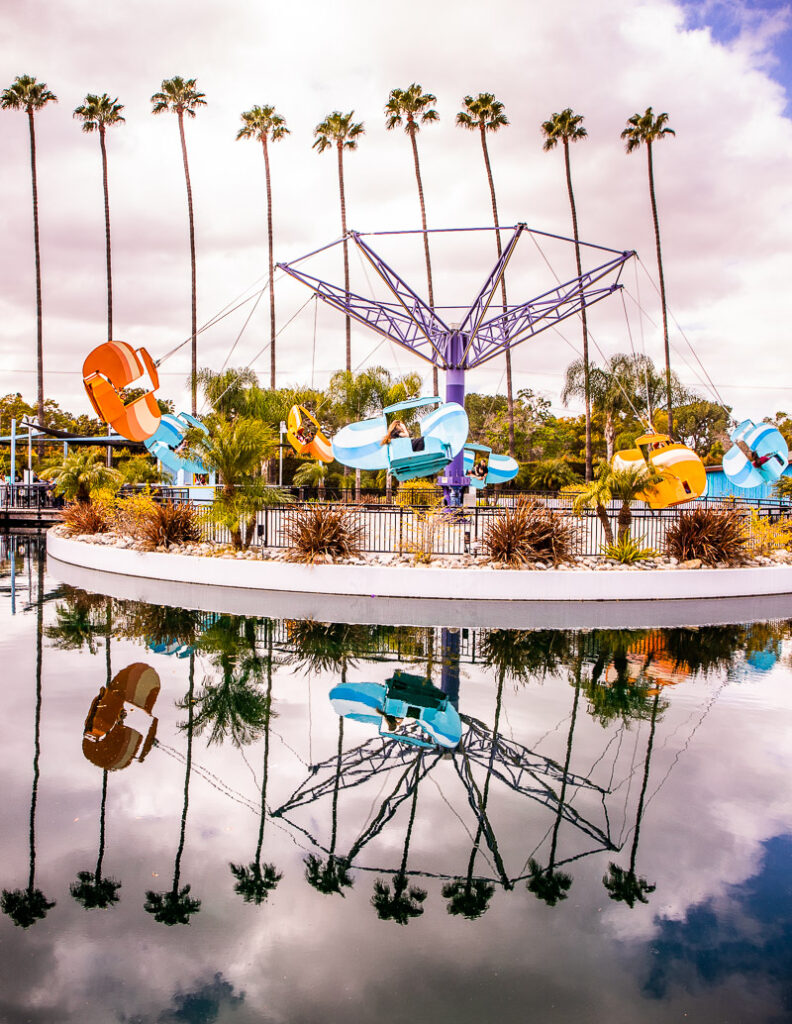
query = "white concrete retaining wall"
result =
(47, 532, 792, 603)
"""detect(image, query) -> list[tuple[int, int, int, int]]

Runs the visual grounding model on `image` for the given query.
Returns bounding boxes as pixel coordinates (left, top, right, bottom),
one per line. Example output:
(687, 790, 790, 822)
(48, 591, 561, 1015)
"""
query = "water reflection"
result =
(4, 546, 792, 1021)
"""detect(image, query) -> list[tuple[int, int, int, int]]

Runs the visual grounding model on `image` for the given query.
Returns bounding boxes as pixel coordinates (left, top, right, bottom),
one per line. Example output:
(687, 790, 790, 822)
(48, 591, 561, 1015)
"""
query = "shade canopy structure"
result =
(277, 225, 635, 499)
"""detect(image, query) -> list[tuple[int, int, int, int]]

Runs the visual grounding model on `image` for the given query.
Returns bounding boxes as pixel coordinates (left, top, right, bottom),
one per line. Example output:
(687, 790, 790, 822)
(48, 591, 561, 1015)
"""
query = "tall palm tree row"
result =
(621, 108, 676, 437)
(237, 105, 290, 389)
(313, 111, 365, 372)
(456, 92, 515, 457)
(385, 83, 440, 395)
(1, 75, 57, 430)
(541, 108, 593, 481)
(73, 93, 125, 342)
(151, 77, 207, 416)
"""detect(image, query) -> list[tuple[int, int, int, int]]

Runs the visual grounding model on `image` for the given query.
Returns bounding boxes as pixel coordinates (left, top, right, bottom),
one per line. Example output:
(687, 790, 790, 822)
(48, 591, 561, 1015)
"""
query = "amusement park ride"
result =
(74, 223, 790, 504)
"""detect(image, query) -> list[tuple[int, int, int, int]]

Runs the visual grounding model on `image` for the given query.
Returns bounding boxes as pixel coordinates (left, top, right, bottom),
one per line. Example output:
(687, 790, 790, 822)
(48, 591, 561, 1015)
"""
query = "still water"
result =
(2, 536, 792, 1024)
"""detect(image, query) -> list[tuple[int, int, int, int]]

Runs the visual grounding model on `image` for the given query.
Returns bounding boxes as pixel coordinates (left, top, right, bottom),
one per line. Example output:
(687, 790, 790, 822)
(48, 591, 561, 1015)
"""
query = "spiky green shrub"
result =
(484, 499, 572, 567)
(284, 505, 363, 563)
(61, 500, 112, 535)
(135, 501, 202, 550)
(602, 535, 658, 564)
(665, 508, 748, 565)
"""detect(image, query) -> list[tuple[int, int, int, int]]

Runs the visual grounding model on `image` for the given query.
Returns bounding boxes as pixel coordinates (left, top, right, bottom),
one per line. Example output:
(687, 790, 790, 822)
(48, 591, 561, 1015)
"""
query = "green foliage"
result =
(1, 887, 56, 928)
(484, 499, 573, 566)
(526, 457, 581, 491)
(292, 459, 327, 489)
(665, 508, 749, 565)
(284, 505, 363, 563)
(395, 479, 443, 508)
(526, 858, 572, 906)
(41, 449, 122, 503)
(70, 871, 121, 909)
(371, 874, 427, 924)
(117, 455, 162, 486)
(304, 854, 353, 896)
(143, 885, 201, 926)
(774, 474, 792, 502)
(230, 861, 282, 904)
(442, 878, 495, 919)
(603, 863, 655, 907)
(602, 534, 657, 564)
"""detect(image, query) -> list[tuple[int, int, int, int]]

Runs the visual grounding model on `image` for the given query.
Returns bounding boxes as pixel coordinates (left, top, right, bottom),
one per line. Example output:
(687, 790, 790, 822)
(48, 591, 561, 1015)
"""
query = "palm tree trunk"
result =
(173, 652, 195, 894)
(99, 126, 113, 341)
(617, 502, 632, 543)
(408, 129, 438, 395)
(27, 109, 45, 434)
(177, 111, 198, 416)
(28, 549, 45, 894)
(548, 661, 581, 871)
(262, 136, 277, 389)
(480, 127, 514, 458)
(604, 411, 616, 461)
(95, 770, 109, 883)
(336, 142, 351, 372)
(646, 142, 673, 439)
(329, 716, 344, 859)
(629, 691, 659, 875)
(563, 140, 592, 482)
(254, 656, 273, 865)
(399, 758, 422, 878)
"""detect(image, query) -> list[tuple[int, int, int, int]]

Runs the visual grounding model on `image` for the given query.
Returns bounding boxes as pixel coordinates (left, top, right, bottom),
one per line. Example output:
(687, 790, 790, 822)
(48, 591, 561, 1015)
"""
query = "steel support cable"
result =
(635, 256, 729, 411)
(220, 286, 268, 372)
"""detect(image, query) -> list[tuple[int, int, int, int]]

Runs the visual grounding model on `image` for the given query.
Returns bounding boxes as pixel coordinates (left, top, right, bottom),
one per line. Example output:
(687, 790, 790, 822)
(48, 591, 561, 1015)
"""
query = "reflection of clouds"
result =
(121, 971, 244, 1024)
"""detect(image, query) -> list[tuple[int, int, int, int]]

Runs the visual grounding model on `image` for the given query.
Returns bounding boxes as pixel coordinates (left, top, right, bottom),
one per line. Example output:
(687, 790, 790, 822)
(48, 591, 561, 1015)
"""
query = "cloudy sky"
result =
(1, 0, 791, 422)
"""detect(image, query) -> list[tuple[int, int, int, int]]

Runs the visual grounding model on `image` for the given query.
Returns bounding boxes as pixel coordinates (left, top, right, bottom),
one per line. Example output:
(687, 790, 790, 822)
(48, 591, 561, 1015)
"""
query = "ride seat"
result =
(387, 436, 451, 482)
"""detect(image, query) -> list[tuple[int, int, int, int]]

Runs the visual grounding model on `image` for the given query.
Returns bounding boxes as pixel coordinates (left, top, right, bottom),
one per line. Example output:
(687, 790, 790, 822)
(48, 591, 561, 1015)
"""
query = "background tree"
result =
(541, 108, 592, 480)
(73, 93, 125, 341)
(457, 92, 515, 456)
(151, 77, 207, 416)
(1, 75, 57, 431)
(313, 111, 365, 372)
(621, 108, 676, 436)
(40, 447, 121, 503)
(385, 84, 440, 394)
(371, 759, 427, 924)
(237, 105, 289, 388)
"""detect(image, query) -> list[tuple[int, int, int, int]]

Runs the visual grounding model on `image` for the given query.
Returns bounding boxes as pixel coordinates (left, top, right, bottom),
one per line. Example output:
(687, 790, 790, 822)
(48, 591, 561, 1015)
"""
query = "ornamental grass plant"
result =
(284, 505, 364, 564)
(62, 500, 112, 535)
(664, 507, 749, 565)
(136, 501, 202, 550)
(483, 498, 573, 567)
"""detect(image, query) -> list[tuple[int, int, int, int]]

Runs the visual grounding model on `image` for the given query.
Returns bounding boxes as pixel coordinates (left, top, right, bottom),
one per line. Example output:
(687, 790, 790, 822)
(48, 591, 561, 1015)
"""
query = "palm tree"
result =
(2, 550, 55, 927)
(195, 366, 259, 419)
(541, 108, 592, 480)
(40, 447, 121, 503)
(151, 77, 207, 415)
(73, 93, 125, 341)
(293, 458, 327, 499)
(313, 111, 365, 371)
(371, 758, 427, 924)
(72, 606, 121, 910)
(621, 108, 676, 436)
(603, 691, 660, 907)
(457, 93, 515, 456)
(237, 106, 289, 388)
(385, 84, 440, 394)
(144, 652, 201, 925)
(230, 634, 282, 903)
(304, 717, 354, 897)
(1, 75, 57, 431)
(526, 646, 583, 907)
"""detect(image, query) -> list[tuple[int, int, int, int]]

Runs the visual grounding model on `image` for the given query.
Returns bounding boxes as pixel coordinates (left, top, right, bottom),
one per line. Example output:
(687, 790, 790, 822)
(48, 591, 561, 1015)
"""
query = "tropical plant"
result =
(608, 465, 655, 542)
(621, 108, 676, 435)
(527, 457, 581, 492)
(73, 93, 125, 340)
(385, 83, 439, 393)
(151, 77, 206, 415)
(293, 459, 327, 497)
(41, 448, 122, 503)
(541, 108, 592, 479)
(603, 534, 657, 564)
(135, 501, 202, 550)
(195, 367, 259, 419)
(484, 498, 572, 566)
(117, 454, 161, 486)
(284, 505, 363, 563)
(774, 475, 792, 502)
(313, 111, 365, 370)
(457, 92, 514, 455)
(71, 773, 121, 910)
(581, 630, 660, 727)
(403, 507, 455, 565)
(62, 499, 113, 535)
(665, 507, 748, 565)
(237, 105, 289, 387)
(748, 511, 792, 557)
(1, 75, 57, 431)
(395, 479, 443, 508)
(371, 761, 426, 925)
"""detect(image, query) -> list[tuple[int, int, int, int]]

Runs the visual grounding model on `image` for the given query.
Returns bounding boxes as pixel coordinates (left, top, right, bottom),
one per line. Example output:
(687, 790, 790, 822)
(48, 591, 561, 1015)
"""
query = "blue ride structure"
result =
(722, 419, 789, 491)
(144, 411, 208, 482)
(463, 443, 519, 489)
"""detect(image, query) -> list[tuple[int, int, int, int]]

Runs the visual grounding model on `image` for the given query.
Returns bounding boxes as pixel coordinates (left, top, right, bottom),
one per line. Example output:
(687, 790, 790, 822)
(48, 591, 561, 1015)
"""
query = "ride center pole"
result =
(439, 331, 469, 506)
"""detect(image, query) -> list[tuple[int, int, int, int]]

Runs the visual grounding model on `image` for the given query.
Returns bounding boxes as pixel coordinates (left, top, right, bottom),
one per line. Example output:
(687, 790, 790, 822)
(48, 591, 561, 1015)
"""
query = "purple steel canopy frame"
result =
(277, 224, 635, 496)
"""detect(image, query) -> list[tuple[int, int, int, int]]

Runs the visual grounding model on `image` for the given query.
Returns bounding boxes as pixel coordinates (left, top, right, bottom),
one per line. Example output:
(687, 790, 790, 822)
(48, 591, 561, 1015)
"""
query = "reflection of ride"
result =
(723, 419, 789, 491)
(463, 443, 518, 489)
(144, 411, 207, 480)
(286, 405, 333, 463)
(329, 670, 462, 748)
(82, 663, 161, 771)
(332, 396, 468, 483)
(83, 340, 162, 443)
(612, 432, 706, 509)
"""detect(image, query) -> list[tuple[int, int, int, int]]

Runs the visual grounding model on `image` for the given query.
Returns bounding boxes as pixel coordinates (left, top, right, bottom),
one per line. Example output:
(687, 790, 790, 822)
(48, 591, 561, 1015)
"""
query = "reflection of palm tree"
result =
(144, 653, 201, 926)
(72, 608, 121, 909)
(230, 639, 282, 903)
(371, 758, 427, 924)
(190, 616, 270, 747)
(304, 717, 353, 896)
(2, 549, 55, 927)
(526, 650, 582, 906)
(603, 692, 659, 908)
(480, 628, 574, 686)
(582, 630, 659, 727)
(442, 664, 505, 920)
